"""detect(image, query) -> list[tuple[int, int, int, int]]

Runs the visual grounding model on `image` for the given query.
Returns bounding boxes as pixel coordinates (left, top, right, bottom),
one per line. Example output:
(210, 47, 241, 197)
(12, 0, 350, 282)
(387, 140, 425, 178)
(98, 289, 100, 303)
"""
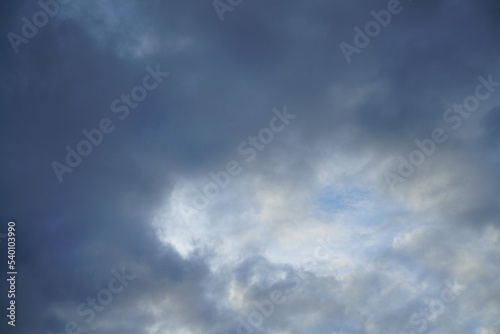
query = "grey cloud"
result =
(1, 0, 500, 333)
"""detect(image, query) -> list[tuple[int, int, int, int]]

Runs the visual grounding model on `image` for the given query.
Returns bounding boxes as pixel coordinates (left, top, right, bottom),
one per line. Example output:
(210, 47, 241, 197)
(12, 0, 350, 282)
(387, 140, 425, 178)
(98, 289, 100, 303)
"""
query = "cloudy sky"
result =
(1, 0, 500, 333)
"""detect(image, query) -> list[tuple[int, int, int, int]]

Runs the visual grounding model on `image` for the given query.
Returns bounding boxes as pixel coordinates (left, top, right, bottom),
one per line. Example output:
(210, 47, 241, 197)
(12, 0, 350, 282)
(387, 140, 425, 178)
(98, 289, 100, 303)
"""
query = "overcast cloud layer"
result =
(1, 0, 500, 333)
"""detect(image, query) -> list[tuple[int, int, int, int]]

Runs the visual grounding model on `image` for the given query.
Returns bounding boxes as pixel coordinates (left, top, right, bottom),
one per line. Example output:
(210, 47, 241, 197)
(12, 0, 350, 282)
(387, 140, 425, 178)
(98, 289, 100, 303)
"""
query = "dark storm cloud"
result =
(1, 0, 500, 333)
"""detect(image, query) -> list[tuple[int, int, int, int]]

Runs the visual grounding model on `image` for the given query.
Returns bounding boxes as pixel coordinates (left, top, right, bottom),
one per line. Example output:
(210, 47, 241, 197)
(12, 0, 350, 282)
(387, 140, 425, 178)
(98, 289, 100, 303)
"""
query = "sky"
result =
(1, 0, 500, 333)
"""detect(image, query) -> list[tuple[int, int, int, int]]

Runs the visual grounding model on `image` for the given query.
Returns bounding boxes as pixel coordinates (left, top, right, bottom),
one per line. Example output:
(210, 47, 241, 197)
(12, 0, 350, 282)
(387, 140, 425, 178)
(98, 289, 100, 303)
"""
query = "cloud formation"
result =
(1, 0, 499, 333)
